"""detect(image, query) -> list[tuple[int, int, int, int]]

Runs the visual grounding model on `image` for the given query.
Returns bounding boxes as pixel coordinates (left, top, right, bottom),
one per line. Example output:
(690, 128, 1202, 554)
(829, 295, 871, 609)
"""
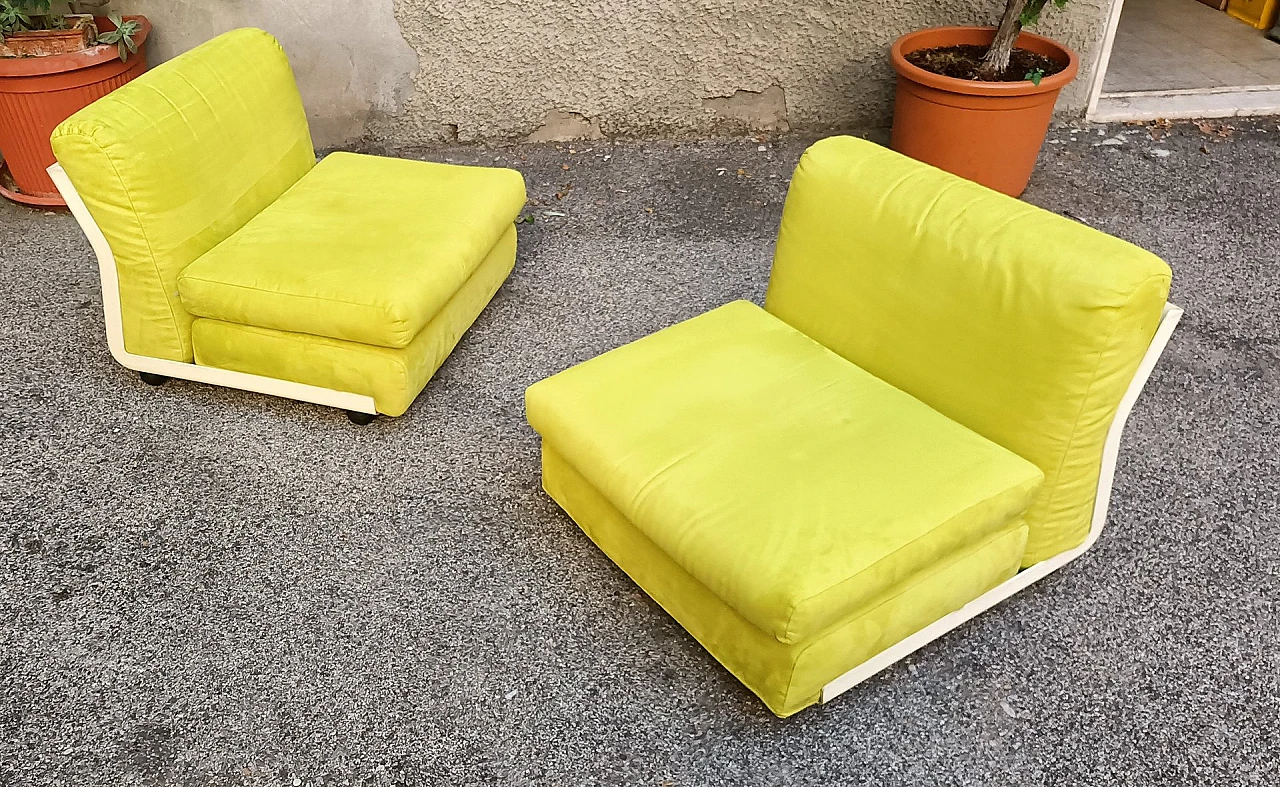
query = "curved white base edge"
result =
(47, 163, 379, 415)
(822, 302, 1183, 703)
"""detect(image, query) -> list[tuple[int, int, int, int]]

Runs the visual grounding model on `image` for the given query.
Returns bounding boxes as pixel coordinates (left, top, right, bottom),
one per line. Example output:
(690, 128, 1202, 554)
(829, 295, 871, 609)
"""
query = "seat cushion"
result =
(192, 227, 516, 417)
(178, 151, 526, 349)
(526, 301, 1044, 645)
(542, 444, 1029, 717)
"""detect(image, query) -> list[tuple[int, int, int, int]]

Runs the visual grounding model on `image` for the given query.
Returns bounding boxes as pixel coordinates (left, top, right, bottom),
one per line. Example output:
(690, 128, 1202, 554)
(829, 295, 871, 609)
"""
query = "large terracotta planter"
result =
(890, 26, 1078, 197)
(0, 16, 149, 206)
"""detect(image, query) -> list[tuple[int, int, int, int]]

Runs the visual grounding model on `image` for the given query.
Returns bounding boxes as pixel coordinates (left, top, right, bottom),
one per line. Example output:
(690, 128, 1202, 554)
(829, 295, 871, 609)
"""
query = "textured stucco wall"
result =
(374, 0, 1111, 145)
(111, 0, 1112, 147)
(113, 0, 418, 148)
(1033, 0, 1112, 118)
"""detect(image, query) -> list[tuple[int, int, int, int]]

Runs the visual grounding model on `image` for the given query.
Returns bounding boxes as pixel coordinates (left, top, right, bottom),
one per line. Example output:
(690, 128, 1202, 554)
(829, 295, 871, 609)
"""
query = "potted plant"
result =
(0, 1, 148, 206)
(890, 1, 1080, 197)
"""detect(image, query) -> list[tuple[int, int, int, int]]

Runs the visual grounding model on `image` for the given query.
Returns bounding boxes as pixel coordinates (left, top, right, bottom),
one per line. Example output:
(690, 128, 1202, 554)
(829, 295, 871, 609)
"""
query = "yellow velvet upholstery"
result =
(191, 228, 516, 416)
(178, 152, 527, 350)
(50, 28, 315, 362)
(543, 445, 1030, 718)
(51, 28, 525, 417)
(766, 138, 1171, 564)
(527, 301, 1043, 646)
(526, 137, 1172, 716)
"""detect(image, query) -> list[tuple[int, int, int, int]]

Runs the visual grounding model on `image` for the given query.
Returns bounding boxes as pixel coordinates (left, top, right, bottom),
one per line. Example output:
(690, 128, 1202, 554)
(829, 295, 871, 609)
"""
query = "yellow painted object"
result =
(1227, 0, 1279, 29)
(525, 137, 1172, 716)
(50, 28, 526, 417)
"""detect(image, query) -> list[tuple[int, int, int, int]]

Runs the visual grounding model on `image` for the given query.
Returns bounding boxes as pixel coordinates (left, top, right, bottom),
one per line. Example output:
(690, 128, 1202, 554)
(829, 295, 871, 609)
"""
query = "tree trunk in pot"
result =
(977, 0, 1028, 79)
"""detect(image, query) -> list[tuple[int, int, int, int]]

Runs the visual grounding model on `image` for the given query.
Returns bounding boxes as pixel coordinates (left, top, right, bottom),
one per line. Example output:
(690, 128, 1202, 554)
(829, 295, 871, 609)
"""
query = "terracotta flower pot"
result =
(889, 26, 1079, 197)
(0, 16, 149, 206)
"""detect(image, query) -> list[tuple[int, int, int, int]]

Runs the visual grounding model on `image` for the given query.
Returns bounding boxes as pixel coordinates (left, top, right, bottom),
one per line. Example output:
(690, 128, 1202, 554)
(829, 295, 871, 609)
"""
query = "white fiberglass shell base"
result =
(48, 163, 379, 415)
(822, 302, 1182, 703)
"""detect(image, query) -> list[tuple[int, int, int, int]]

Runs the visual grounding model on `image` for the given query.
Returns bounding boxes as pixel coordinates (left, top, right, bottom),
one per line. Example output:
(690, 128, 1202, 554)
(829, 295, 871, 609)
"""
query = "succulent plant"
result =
(0, 1, 140, 61)
(96, 12, 140, 61)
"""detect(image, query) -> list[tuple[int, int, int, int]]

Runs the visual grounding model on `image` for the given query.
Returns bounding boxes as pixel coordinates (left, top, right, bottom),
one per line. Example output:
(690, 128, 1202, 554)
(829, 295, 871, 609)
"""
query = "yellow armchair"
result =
(526, 137, 1181, 716)
(49, 29, 526, 423)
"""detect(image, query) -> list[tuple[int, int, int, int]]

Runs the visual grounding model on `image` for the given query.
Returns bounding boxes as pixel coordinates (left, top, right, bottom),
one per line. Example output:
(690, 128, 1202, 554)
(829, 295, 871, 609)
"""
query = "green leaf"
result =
(97, 12, 141, 59)
(1019, 0, 1051, 26)
(0, 0, 78, 35)
(1, 6, 31, 30)
(1025, 68, 1045, 86)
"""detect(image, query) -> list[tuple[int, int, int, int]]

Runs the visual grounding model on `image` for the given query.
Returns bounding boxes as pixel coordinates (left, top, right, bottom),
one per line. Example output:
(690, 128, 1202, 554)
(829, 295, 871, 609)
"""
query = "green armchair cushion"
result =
(766, 137, 1172, 564)
(527, 300, 1043, 645)
(50, 28, 315, 362)
(177, 152, 527, 349)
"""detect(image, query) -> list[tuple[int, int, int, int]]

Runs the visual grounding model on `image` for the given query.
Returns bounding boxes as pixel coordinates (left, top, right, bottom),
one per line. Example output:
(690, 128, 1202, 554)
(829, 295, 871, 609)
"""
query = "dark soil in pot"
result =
(905, 44, 1066, 81)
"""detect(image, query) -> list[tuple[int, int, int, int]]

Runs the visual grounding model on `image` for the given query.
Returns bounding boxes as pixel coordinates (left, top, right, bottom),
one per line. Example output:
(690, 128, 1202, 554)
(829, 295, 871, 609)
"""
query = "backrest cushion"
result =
(51, 28, 315, 362)
(765, 137, 1171, 565)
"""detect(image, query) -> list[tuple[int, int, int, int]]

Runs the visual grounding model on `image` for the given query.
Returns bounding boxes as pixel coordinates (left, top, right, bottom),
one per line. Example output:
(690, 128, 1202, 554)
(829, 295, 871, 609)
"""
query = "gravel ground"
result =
(2, 119, 1278, 786)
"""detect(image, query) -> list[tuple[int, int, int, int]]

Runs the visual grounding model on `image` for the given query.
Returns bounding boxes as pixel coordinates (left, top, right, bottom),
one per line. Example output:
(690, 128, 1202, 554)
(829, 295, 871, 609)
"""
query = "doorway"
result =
(1087, 0, 1280, 120)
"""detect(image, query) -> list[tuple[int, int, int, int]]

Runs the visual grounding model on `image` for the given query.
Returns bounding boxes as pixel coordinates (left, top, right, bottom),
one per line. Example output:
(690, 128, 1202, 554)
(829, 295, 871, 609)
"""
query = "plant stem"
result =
(977, 0, 1028, 79)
